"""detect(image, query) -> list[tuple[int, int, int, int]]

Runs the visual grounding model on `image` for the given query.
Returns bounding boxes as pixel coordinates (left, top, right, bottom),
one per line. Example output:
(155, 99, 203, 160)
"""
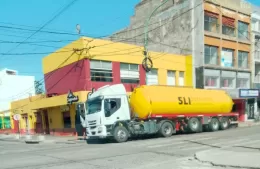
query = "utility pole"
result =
(142, 0, 169, 74)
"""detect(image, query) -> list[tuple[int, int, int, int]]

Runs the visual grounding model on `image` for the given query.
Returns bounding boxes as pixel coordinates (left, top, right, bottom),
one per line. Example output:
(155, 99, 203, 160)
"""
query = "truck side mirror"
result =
(104, 100, 111, 111)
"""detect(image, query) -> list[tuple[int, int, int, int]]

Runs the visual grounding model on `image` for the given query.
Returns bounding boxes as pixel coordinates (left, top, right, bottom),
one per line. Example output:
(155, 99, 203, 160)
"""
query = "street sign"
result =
(13, 114, 21, 121)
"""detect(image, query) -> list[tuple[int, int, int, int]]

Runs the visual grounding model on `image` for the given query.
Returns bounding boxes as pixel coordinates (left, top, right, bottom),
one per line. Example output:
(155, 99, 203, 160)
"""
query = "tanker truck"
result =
(84, 84, 239, 143)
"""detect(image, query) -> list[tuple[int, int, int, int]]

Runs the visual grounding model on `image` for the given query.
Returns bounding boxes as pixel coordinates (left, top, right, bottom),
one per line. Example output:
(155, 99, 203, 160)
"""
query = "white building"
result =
(0, 68, 35, 129)
(252, 6, 260, 89)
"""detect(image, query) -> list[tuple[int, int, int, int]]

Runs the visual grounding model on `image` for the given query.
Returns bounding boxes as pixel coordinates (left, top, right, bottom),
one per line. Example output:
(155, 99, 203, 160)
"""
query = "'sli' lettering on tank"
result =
(178, 97, 191, 105)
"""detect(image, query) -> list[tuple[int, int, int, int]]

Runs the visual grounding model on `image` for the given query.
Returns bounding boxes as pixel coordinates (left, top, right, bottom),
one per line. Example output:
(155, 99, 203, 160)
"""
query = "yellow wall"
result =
(47, 107, 63, 130)
(42, 37, 193, 87)
(10, 95, 43, 131)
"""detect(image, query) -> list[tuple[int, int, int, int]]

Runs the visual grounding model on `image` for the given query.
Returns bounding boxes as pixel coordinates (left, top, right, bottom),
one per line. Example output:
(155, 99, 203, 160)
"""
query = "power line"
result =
(0, 1, 204, 105)
(0, 1, 202, 58)
(1, 0, 79, 59)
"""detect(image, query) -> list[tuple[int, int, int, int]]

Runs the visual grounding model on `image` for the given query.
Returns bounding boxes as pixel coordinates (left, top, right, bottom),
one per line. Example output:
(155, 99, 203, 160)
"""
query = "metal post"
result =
(143, 0, 169, 79)
(143, 0, 169, 54)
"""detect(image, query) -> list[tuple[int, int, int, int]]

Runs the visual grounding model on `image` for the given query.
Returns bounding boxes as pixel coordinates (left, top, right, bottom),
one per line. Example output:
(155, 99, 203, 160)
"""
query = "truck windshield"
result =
(87, 99, 102, 115)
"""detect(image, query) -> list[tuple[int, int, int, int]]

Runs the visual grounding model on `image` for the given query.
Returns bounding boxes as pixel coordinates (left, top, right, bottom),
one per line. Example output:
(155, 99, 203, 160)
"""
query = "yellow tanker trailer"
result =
(85, 84, 239, 143)
(129, 85, 234, 119)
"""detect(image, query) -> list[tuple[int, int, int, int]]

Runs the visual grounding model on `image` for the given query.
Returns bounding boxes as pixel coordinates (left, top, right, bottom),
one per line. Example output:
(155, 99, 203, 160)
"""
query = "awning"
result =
(222, 16, 235, 28)
(205, 11, 219, 18)
(30, 91, 89, 110)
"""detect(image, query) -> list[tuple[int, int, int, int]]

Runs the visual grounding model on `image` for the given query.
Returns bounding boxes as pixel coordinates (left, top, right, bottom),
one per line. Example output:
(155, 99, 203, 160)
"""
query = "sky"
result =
(0, 0, 259, 81)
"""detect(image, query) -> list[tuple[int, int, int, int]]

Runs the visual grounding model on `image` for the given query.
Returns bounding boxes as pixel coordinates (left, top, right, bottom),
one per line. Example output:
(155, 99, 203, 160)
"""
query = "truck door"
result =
(75, 103, 86, 136)
(104, 96, 129, 125)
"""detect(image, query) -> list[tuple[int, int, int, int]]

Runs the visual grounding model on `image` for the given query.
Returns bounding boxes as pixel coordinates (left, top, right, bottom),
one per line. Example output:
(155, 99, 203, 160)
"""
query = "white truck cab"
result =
(85, 84, 131, 140)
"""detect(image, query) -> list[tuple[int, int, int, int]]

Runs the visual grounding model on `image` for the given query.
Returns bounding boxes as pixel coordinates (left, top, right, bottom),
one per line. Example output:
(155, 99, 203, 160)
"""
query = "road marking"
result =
(147, 141, 186, 148)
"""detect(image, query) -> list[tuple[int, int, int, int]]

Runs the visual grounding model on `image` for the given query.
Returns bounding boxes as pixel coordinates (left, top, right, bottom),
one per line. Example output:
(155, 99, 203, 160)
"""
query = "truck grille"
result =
(88, 120, 97, 126)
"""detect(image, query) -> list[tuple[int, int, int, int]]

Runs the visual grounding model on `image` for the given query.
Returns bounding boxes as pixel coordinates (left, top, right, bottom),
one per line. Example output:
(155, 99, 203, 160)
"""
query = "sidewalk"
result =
(238, 121, 260, 127)
(195, 149, 260, 168)
(0, 133, 86, 144)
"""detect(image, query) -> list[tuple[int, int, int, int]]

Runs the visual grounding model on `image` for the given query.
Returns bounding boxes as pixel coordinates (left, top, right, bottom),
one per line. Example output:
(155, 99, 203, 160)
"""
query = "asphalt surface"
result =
(1, 126, 260, 169)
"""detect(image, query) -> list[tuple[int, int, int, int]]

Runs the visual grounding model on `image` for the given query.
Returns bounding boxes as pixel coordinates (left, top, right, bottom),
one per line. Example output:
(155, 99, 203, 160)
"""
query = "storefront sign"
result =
(239, 89, 259, 98)
(67, 90, 79, 104)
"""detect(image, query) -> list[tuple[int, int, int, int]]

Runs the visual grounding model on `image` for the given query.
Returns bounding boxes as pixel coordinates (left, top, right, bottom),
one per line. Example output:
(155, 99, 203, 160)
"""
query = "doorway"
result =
(247, 98, 255, 120)
(43, 110, 50, 134)
(35, 112, 43, 134)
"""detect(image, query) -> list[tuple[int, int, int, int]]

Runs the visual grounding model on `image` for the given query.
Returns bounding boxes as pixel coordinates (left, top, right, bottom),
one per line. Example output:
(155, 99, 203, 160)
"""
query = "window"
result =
(238, 21, 249, 40)
(90, 60, 113, 82)
(255, 50, 260, 60)
(204, 45, 218, 65)
(120, 63, 139, 84)
(237, 72, 250, 88)
(87, 98, 102, 115)
(237, 78, 249, 88)
(62, 112, 71, 128)
(222, 16, 235, 37)
(204, 11, 219, 33)
(238, 51, 249, 68)
(221, 48, 234, 67)
(252, 20, 258, 32)
(179, 71, 184, 86)
(167, 70, 176, 86)
(204, 76, 218, 87)
(221, 77, 235, 88)
(104, 98, 121, 117)
(146, 69, 158, 85)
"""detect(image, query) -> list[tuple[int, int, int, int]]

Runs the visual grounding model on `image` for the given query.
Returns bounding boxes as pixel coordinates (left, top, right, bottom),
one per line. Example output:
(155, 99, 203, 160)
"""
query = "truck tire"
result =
(219, 117, 230, 130)
(188, 118, 200, 133)
(159, 121, 174, 137)
(209, 118, 220, 132)
(113, 126, 129, 143)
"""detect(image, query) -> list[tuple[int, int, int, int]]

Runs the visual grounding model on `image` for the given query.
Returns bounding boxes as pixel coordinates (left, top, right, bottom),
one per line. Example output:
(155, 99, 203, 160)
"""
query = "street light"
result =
(142, 0, 170, 72)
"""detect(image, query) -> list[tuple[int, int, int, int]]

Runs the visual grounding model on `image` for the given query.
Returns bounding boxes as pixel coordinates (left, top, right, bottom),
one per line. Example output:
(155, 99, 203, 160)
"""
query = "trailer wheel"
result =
(219, 117, 230, 130)
(209, 118, 220, 132)
(188, 118, 200, 133)
(159, 122, 174, 137)
(113, 126, 129, 143)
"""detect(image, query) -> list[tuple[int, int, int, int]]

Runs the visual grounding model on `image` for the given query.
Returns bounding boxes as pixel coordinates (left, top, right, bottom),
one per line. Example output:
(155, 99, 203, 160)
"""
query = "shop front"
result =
(27, 90, 89, 136)
(233, 89, 259, 122)
(0, 112, 12, 133)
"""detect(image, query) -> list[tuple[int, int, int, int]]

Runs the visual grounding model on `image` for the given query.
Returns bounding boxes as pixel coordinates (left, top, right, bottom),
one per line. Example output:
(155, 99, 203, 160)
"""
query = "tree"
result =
(34, 80, 44, 94)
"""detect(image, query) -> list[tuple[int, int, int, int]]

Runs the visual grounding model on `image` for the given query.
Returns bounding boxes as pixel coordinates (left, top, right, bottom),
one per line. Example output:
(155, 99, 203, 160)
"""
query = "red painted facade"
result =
(44, 59, 146, 95)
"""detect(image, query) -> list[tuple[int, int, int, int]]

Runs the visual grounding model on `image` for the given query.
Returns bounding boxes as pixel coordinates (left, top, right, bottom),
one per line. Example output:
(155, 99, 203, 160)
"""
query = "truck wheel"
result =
(113, 126, 129, 143)
(159, 122, 174, 137)
(209, 118, 220, 132)
(219, 117, 230, 130)
(188, 118, 200, 133)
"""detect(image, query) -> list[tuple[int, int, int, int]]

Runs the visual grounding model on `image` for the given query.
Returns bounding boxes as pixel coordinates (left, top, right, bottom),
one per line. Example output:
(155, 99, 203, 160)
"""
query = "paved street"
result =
(1, 126, 260, 169)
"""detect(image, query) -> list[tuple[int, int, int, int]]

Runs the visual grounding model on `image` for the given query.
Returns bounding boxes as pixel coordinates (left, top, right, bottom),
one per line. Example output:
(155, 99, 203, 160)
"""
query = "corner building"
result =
(10, 37, 193, 136)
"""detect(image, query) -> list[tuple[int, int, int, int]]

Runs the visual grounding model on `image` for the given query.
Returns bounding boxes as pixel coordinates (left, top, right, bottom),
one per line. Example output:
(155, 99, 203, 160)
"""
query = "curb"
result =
(194, 150, 260, 169)
(238, 122, 260, 128)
